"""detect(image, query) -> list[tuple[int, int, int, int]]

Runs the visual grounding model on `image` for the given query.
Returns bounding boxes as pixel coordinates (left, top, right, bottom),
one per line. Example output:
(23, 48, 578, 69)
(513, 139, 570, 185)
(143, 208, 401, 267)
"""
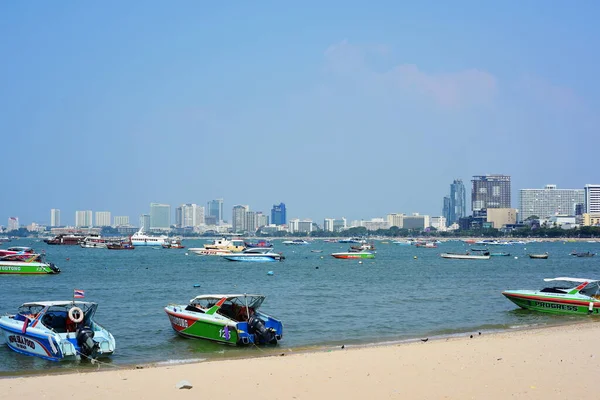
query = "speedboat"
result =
(440, 253, 490, 260)
(503, 277, 600, 315)
(220, 247, 284, 262)
(79, 235, 108, 248)
(244, 240, 273, 248)
(571, 251, 595, 258)
(106, 241, 135, 250)
(165, 294, 283, 346)
(338, 237, 364, 244)
(162, 238, 185, 249)
(0, 301, 115, 361)
(130, 228, 168, 247)
(331, 251, 375, 259)
(0, 246, 36, 261)
(349, 243, 376, 252)
(0, 254, 60, 274)
(202, 238, 246, 252)
(282, 239, 309, 245)
(188, 248, 233, 256)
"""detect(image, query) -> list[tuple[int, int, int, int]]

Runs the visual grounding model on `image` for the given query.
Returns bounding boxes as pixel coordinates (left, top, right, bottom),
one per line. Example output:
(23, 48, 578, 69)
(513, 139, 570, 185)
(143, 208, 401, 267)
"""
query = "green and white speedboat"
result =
(165, 294, 283, 345)
(0, 254, 60, 275)
(503, 277, 600, 315)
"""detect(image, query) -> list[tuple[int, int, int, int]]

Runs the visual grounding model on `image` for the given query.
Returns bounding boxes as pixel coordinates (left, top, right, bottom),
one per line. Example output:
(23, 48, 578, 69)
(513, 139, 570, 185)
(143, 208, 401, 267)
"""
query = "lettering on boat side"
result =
(0, 266, 21, 271)
(533, 301, 578, 312)
(8, 335, 35, 350)
(168, 315, 188, 328)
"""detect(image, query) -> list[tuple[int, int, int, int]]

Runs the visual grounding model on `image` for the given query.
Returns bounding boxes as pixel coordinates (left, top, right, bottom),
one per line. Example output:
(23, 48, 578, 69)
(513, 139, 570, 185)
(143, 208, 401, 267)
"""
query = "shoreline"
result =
(2, 321, 600, 399)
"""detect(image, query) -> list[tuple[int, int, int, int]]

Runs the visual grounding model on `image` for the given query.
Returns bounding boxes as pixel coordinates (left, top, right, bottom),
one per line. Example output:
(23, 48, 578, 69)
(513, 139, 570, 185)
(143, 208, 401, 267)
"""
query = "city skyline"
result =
(2, 3, 600, 224)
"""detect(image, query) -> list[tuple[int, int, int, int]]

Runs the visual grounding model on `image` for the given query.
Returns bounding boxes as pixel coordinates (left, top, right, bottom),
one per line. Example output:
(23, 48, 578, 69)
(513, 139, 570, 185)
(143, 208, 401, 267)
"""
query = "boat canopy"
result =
(21, 301, 96, 307)
(190, 294, 264, 302)
(543, 277, 598, 283)
(189, 294, 266, 310)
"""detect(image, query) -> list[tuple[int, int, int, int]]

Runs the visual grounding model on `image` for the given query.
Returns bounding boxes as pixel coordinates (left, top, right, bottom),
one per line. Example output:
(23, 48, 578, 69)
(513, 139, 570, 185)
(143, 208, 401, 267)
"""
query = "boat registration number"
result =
(169, 315, 189, 328)
(8, 335, 36, 350)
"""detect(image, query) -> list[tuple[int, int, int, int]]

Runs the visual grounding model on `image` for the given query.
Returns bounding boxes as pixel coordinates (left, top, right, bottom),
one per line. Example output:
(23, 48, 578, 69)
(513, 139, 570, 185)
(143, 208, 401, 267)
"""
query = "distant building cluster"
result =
(5, 177, 600, 234)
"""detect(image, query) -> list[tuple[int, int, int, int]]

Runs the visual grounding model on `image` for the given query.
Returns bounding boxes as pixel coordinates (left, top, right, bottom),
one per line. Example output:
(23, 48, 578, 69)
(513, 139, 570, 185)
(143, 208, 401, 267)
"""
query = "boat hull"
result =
(440, 253, 490, 260)
(331, 252, 375, 259)
(502, 291, 600, 315)
(0, 261, 60, 274)
(221, 255, 282, 262)
(165, 307, 240, 344)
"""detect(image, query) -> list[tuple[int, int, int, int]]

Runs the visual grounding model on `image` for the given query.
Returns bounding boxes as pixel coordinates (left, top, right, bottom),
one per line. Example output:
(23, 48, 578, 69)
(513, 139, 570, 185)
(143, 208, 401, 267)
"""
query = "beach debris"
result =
(470, 335, 473, 339)
(421, 338, 428, 342)
(315, 266, 319, 269)
(176, 380, 193, 390)
(135, 365, 144, 369)
(497, 358, 502, 361)
(479, 332, 481, 335)
(280, 353, 285, 356)
(341, 345, 345, 349)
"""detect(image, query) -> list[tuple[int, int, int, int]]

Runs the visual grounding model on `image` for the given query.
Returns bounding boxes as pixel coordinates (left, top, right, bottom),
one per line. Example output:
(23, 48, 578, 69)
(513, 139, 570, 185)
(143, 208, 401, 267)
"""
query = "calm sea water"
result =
(1, 238, 599, 373)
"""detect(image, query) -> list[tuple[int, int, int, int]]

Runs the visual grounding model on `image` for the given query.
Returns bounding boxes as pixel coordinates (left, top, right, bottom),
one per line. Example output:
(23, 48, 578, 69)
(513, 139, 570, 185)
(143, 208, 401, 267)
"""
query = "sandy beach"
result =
(2, 322, 599, 399)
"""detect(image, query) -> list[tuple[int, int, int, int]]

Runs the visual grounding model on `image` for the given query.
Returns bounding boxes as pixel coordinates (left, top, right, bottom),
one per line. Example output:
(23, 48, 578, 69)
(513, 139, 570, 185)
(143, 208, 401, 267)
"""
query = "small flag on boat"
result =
(74, 289, 85, 298)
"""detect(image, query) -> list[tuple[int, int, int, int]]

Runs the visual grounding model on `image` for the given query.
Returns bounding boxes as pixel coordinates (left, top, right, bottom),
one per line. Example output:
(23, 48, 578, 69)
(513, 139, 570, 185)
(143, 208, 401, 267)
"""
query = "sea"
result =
(1, 238, 599, 374)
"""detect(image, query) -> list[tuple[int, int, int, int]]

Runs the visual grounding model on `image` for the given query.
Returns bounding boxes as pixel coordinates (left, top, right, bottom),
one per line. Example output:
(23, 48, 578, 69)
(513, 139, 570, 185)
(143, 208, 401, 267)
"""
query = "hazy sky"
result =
(2, 1, 599, 226)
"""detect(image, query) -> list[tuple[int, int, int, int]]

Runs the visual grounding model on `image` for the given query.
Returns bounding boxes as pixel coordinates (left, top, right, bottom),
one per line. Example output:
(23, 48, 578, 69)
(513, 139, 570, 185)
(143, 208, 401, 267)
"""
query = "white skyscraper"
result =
(95, 211, 111, 227)
(75, 210, 93, 227)
(50, 209, 61, 227)
(324, 218, 335, 232)
(7, 217, 19, 231)
(585, 184, 600, 214)
(150, 203, 171, 229)
(113, 216, 130, 227)
(176, 204, 205, 228)
(519, 185, 585, 221)
(232, 205, 249, 233)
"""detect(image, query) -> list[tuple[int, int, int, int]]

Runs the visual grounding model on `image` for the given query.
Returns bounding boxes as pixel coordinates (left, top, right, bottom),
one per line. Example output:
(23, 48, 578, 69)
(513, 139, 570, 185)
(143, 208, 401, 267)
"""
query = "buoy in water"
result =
(66, 258, 70, 261)
(193, 284, 201, 287)
(413, 256, 417, 259)
(185, 252, 189, 256)
(315, 266, 319, 269)
(358, 261, 363, 264)
(267, 271, 274, 276)
(514, 256, 518, 259)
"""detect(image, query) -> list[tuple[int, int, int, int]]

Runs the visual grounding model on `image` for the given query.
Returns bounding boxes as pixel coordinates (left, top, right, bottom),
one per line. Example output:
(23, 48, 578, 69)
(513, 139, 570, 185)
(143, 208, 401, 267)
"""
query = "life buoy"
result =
(68, 307, 84, 323)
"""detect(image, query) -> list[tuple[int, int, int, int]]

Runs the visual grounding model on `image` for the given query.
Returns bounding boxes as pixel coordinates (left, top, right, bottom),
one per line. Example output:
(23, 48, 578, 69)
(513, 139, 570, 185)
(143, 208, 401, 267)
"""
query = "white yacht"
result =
(130, 228, 167, 247)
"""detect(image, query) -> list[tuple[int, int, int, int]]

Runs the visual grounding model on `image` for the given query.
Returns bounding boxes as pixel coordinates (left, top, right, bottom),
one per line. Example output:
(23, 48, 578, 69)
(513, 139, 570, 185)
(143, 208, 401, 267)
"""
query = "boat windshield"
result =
(578, 282, 600, 297)
(192, 295, 265, 310)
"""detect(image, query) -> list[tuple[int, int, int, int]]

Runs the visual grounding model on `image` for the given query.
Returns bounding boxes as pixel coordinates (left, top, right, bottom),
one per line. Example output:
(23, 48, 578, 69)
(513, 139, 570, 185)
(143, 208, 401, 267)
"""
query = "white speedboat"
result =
(441, 253, 490, 260)
(130, 228, 168, 247)
(282, 239, 309, 245)
(0, 301, 115, 361)
(220, 248, 285, 262)
(79, 235, 108, 248)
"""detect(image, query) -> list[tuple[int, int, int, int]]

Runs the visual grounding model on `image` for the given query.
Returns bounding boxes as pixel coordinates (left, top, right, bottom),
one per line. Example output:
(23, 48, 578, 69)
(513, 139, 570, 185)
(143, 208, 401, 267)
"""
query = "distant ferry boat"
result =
(130, 228, 167, 246)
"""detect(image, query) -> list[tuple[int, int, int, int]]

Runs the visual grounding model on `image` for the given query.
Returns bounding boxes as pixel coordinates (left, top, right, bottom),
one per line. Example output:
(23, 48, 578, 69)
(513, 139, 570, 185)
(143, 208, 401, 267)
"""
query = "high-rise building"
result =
(324, 218, 334, 232)
(232, 205, 249, 233)
(150, 203, 171, 229)
(449, 179, 467, 225)
(50, 209, 61, 227)
(7, 217, 19, 231)
(256, 212, 269, 228)
(207, 199, 224, 225)
(75, 210, 93, 227)
(519, 185, 585, 221)
(585, 184, 600, 214)
(386, 213, 405, 228)
(176, 204, 205, 228)
(139, 214, 151, 231)
(333, 218, 347, 232)
(245, 211, 258, 233)
(471, 174, 511, 217)
(271, 203, 286, 225)
(442, 196, 451, 225)
(113, 216, 130, 227)
(95, 211, 111, 227)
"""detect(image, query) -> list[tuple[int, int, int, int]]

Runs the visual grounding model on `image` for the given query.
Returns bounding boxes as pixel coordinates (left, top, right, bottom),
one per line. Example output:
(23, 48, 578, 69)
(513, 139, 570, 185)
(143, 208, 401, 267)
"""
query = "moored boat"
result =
(490, 252, 511, 257)
(220, 247, 284, 262)
(331, 251, 375, 259)
(0, 246, 36, 261)
(162, 238, 185, 249)
(164, 294, 283, 345)
(130, 228, 168, 247)
(440, 253, 490, 260)
(503, 277, 600, 315)
(244, 239, 273, 248)
(570, 251, 595, 258)
(188, 248, 233, 256)
(282, 239, 310, 245)
(44, 234, 85, 245)
(0, 300, 115, 361)
(106, 241, 135, 250)
(529, 253, 549, 259)
(79, 235, 108, 248)
(0, 254, 60, 274)
(202, 238, 246, 252)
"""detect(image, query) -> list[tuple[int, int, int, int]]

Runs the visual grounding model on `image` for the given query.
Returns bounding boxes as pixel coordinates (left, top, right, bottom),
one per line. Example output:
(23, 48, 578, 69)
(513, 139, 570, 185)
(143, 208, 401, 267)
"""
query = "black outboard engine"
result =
(76, 326, 99, 359)
(49, 263, 60, 274)
(248, 316, 277, 344)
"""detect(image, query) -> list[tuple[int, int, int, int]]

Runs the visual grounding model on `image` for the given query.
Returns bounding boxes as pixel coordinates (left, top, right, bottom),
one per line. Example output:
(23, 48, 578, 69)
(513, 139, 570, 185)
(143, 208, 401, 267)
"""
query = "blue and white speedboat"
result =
(0, 301, 115, 361)
(220, 248, 285, 262)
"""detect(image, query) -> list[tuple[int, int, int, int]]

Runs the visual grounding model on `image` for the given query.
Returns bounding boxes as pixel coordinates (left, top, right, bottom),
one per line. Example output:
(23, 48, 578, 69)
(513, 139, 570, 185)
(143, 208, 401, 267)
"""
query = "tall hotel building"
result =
(75, 210, 93, 227)
(139, 214, 151, 231)
(585, 184, 600, 214)
(7, 217, 19, 231)
(519, 185, 584, 221)
(271, 203, 286, 226)
(232, 205, 249, 233)
(150, 203, 171, 230)
(50, 209, 61, 227)
(95, 211, 111, 227)
(175, 204, 205, 228)
(113, 216, 130, 227)
(471, 175, 511, 216)
(207, 199, 224, 225)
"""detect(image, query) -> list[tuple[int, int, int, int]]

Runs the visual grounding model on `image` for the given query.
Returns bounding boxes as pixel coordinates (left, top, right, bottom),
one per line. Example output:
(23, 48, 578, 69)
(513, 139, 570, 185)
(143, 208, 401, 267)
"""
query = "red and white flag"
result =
(74, 289, 85, 299)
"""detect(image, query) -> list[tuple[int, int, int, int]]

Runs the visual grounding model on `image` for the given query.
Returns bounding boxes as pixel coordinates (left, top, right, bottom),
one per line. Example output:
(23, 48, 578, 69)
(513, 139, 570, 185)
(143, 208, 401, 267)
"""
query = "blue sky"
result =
(2, 1, 599, 225)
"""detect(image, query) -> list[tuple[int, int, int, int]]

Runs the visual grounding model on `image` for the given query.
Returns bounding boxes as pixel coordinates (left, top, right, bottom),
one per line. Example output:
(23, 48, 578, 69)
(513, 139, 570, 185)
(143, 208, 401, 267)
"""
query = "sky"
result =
(1, 1, 599, 226)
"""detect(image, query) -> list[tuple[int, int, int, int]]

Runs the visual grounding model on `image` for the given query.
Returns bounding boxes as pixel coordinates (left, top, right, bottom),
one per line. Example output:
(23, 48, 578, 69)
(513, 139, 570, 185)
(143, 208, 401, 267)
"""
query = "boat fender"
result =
(76, 326, 98, 358)
(68, 307, 84, 324)
(589, 302, 594, 313)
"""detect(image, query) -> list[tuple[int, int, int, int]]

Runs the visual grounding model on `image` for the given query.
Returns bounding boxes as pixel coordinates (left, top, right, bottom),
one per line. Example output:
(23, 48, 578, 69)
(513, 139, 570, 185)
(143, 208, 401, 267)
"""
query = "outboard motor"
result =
(49, 263, 61, 274)
(248, 316, 277, 344)
(76, 326, 99, 359)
